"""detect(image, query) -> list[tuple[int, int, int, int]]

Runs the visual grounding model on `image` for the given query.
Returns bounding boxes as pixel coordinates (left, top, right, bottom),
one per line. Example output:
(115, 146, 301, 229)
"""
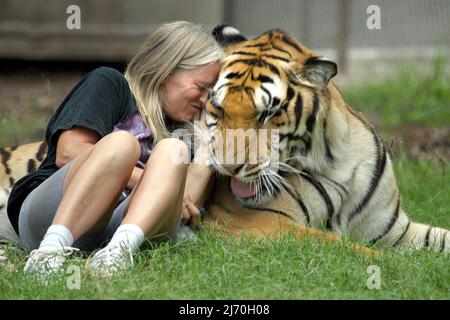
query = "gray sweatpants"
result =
(18, 163, 130, 252)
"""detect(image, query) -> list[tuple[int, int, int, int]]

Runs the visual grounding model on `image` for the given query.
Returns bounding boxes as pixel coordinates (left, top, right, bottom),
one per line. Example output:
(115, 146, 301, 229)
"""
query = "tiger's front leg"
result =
(203, 176, 378, 258)
(281, 171, 348, 232)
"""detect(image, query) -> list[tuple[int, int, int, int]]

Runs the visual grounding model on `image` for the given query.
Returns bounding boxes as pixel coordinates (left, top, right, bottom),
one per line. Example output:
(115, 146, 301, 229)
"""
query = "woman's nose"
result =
(199, 91, 208, 105)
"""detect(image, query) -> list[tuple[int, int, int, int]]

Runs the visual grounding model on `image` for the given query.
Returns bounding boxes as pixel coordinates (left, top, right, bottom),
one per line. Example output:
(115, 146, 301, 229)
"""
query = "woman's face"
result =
(161, 62, 221, 122)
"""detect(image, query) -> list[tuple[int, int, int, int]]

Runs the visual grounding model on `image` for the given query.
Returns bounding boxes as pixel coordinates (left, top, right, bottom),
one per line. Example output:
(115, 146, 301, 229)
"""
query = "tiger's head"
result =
(204, 25, 339, 207)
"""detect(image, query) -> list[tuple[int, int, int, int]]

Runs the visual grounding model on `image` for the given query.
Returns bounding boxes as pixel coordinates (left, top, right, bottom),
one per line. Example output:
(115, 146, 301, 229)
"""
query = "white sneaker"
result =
(174, 224, 198, 244)
(23, 246, 79, 281)
(87, 242, 134, 278)
(0, 247, 7, 265)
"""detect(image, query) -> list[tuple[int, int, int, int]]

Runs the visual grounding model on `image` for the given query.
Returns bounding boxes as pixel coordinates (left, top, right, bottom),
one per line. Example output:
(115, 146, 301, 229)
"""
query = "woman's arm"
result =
(181, 162, 214, 227)
(180, 111, 215, 226)
(185, 163, 213, 207)
(128, 166, 144, 190)
(55, 126, 100, 168)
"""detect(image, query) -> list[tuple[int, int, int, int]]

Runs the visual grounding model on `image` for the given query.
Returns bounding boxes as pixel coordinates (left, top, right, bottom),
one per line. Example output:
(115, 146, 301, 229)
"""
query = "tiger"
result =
(200, 24, 449, 253)
(0, 141, 47, 242)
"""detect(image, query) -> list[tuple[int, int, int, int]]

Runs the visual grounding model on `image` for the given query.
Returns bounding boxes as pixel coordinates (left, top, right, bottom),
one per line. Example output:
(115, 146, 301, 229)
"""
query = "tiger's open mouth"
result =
(230, 177, 257, 199)
(228, 175, 282, 207)
(208, 152, 289, 206)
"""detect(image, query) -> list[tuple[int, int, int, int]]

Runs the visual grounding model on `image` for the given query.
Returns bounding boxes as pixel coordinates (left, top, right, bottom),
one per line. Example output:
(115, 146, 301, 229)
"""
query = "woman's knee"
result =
(153, 138, 190, 165)
(96, 131, 141, 165)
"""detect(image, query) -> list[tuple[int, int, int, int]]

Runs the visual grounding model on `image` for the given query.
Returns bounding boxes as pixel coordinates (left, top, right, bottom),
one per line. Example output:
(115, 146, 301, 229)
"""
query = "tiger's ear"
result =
(212, 24, 247, 47)
(299, 57, 337, 87)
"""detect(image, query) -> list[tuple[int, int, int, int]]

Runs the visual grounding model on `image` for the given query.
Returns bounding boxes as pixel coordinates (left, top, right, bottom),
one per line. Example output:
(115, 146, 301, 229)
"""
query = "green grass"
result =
(0, 116, 48, 147)
(0, 157, 448, 300)
(343, 57, 450, 128)
(0, 100, 51, 147)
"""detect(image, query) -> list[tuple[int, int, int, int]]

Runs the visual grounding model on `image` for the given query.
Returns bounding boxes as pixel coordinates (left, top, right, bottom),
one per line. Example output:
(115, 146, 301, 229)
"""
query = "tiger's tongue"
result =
(230, 177, 256, 198)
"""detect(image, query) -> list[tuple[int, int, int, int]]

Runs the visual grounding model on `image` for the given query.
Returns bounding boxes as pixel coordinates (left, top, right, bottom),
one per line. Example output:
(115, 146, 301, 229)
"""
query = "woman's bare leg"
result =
(53, 131, 141, 240)
(121, 138, 190, 239)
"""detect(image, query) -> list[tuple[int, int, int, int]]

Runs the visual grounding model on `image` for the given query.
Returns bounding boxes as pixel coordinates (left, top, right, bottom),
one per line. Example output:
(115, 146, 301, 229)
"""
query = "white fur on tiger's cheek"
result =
(213, 75, 229, 105)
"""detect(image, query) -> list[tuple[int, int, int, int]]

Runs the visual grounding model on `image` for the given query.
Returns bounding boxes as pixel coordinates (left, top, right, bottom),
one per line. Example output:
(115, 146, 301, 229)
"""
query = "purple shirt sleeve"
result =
(113, 113, 153, 168)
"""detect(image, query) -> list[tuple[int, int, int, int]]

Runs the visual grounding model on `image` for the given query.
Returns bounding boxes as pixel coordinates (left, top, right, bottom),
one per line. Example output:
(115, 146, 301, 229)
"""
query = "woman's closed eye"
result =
(194, 81, 211, 94)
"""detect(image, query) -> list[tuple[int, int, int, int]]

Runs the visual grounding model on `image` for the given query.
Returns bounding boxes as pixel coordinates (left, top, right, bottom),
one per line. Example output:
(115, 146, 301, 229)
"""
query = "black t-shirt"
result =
(7, 67, 138, 235)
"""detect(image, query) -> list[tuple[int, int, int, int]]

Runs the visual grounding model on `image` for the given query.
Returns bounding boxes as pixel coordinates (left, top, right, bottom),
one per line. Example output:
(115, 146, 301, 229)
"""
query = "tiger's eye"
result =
(272, 97, 280, 107)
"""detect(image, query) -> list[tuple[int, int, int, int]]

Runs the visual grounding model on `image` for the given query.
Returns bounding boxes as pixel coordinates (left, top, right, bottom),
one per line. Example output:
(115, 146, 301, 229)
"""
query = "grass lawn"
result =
(0, 62, 449, 299)
(343, 57, 450, 128)
(0, 157, 448, 300)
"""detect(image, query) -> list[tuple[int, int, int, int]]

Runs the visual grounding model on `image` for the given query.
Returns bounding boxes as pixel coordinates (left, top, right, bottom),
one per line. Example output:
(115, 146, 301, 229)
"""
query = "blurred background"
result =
(0, 0, 449, 162)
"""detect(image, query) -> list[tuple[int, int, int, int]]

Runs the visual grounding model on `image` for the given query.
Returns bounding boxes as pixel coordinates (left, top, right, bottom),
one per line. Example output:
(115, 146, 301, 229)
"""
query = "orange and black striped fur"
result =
(0, 141, 47, 242)
(202, 25, 449, 253)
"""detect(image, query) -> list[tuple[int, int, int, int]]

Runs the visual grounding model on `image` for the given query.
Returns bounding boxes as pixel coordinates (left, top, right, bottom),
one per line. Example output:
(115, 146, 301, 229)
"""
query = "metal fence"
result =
(227, 0, 450, 49)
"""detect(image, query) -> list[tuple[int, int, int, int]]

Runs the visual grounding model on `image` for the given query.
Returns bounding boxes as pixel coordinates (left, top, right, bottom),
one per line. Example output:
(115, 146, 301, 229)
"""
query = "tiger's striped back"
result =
(0, 141, 47, 242)
(0, 141, 47, 189)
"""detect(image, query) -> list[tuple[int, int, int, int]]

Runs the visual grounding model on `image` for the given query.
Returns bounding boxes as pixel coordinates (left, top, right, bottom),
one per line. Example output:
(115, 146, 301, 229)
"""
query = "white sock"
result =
(108, 224, 145, 252)
(39, 224, 74, 251)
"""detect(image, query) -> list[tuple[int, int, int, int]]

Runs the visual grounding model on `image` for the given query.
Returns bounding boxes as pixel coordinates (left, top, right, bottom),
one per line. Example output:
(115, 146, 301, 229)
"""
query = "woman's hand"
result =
(180, 194, 202, 227)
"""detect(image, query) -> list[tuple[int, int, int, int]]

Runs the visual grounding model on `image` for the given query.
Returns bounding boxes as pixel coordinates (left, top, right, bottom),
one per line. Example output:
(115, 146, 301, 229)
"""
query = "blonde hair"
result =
(125, 21, 223, 144)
